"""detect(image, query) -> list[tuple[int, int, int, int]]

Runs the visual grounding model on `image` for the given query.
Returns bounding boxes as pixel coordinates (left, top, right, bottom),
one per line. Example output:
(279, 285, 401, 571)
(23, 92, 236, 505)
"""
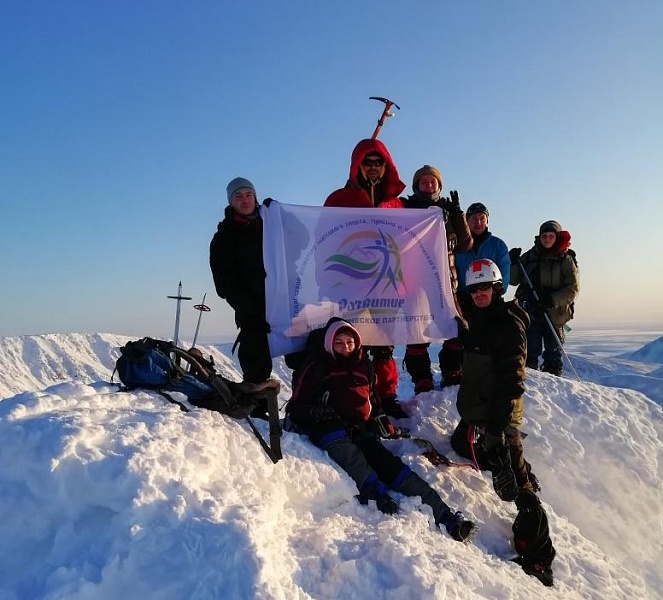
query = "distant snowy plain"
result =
(0, 328, 661, 599)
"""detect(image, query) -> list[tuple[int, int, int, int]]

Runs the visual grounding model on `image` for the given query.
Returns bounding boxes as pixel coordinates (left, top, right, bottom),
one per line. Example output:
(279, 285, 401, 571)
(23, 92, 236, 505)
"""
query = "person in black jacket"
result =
(450, 259, 538, 501)
(401, 165, 473, 393)
(450, 260, 556, 586)
(209, 177, 272, 384)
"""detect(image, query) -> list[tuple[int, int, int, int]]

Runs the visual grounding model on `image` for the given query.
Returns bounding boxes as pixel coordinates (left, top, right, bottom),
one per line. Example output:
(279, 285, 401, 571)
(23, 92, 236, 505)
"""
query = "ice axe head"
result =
(369, 96, 400, 139)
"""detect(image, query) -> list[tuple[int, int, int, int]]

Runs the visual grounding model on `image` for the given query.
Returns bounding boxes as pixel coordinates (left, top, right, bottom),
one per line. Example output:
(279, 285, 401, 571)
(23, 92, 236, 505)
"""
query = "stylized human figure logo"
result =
(324, 229, 405, 295)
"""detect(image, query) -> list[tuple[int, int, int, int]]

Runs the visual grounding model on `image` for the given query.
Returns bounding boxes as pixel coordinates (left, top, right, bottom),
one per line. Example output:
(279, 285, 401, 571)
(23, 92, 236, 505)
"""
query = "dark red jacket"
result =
(287, 320, 378, 427)
(324, 139, 405, 209)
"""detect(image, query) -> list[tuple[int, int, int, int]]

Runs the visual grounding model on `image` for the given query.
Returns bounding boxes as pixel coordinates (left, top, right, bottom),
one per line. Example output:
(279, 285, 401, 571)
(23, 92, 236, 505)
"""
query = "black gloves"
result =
(483, 430, 505, 453)
(444, 190, 462, 216)
(509, 248, 522, 264)
(538, 288, 554, 308)
(262, 197, 275, 207)
(454, 315, 469, 340)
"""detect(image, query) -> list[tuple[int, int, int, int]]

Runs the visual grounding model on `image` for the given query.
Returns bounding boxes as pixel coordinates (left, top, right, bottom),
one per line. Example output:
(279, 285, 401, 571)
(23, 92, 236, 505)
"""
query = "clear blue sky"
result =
(1, 1, 662, 341)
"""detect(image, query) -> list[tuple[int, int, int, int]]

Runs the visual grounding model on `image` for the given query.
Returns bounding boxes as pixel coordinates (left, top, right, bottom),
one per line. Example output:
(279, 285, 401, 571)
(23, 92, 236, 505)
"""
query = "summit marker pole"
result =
(191, 293, 211, 348)
(167, 281, 192, 348)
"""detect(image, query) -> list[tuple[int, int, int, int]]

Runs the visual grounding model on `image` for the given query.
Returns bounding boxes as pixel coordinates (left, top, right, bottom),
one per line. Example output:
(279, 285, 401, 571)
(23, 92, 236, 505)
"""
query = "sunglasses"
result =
(362, 157, 384, 167)
(467, 282, 493, 294)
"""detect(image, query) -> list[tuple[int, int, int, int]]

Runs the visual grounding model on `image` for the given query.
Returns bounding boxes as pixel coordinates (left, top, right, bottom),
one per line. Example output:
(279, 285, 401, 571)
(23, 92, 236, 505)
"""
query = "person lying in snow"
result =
(286, 317, 476, 542)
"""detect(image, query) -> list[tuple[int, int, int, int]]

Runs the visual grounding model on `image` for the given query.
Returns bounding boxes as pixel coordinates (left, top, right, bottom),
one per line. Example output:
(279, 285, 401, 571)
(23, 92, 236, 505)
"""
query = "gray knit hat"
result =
(539, 220, 562, 234)
(226, 177, 256, 204)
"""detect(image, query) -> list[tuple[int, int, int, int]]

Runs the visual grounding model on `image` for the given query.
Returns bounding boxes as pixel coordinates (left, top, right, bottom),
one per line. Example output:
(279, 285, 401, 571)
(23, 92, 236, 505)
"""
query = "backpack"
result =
(113, 337, 282, 463)
(566, 248, 579, 320)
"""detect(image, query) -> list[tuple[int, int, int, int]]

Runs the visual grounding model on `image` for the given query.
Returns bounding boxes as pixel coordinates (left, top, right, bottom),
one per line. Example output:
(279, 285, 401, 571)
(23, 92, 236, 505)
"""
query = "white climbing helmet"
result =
(466, 259, 502, 288)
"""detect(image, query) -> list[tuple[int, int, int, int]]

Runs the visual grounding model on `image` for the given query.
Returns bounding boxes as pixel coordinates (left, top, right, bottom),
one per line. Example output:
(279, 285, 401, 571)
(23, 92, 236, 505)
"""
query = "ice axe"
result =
(369, 96, 400, 139)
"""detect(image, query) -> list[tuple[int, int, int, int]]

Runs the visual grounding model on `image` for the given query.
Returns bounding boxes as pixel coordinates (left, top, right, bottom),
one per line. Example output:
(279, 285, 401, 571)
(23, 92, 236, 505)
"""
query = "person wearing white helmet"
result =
(451, 258, 534, 498)
(440, 201, 510, 387)
(450, 258, 556, 585)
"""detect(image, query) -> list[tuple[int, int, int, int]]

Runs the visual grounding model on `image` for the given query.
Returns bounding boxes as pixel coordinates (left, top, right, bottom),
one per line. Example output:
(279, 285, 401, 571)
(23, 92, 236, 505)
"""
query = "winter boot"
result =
(438, 510, 477, 542)
(439, 338, 464, 386)
(512, 489, 556, 587)
(441, 369, 463, 387)
(541, 363, 562, 377)
(414, 378, 434, 394)
(357, 475, 400, 515)
(404, 344, 433, 394)
(395, 472, 476, 542)
(512, 557, 554, 587)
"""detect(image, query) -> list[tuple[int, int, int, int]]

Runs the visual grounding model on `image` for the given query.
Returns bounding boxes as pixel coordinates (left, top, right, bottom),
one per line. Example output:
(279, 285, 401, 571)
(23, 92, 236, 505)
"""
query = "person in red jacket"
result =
(286, 317, 476, 542)
(324, 139, 406, 418)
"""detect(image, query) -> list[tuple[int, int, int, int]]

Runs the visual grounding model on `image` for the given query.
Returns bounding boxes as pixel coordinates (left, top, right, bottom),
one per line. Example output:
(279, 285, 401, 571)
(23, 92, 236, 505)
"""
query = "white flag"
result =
(262, 201, 459, 357)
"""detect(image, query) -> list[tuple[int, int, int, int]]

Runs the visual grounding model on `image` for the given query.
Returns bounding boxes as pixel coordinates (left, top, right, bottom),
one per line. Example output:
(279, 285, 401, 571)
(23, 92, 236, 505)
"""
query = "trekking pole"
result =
(191, 293, 211, 348)
(369, 96, 400, 139)
(167, 281, 192, 348)
(516, 260, 581, 381)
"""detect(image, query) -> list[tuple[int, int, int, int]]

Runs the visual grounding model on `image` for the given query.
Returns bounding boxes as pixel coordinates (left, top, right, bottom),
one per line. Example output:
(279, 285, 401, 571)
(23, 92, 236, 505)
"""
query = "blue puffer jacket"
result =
(455, 231, 511, 294)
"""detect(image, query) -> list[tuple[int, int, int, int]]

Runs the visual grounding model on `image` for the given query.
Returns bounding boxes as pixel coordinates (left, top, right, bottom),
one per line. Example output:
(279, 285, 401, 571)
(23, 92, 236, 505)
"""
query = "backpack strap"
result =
(172, 347, 283, 463)
(234, 379, 283, 463)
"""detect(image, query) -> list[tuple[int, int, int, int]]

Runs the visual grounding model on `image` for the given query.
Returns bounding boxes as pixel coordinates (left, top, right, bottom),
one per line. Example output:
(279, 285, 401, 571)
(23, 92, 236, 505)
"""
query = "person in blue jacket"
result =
(439, 202, 510, 386)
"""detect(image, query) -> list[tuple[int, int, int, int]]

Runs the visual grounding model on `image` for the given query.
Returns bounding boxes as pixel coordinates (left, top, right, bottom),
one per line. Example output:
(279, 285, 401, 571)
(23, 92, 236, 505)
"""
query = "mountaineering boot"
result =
(403, 345, 434, 394)
(357, 476, 400, 515)
(438, 338, 464, 386)
(512, 488, 556, 587)
(438, 510, 477, 542)
(440, 369, 462, 387)
(395, 472, 476, 542)
(541, 363, 562, 377)
(414, 378, 434, 394)
(486, 441, 520, 501)
(513, 559, 554, 587)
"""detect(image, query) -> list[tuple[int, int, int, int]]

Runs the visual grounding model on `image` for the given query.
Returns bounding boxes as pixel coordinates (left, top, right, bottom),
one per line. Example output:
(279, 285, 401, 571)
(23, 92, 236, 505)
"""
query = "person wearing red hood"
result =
(324, 139, 407, 418)
(509, 220, 579, 376)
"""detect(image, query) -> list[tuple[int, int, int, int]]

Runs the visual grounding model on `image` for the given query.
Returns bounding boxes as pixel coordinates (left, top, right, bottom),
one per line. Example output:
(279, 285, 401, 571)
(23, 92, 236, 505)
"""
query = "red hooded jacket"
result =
(324, 139, 405, 209)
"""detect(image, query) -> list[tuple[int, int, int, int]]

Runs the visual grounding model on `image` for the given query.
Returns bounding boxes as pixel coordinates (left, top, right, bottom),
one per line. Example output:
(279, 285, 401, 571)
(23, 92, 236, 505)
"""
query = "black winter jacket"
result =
(209, 206, 266, 329)
(456, 296, 529, 435)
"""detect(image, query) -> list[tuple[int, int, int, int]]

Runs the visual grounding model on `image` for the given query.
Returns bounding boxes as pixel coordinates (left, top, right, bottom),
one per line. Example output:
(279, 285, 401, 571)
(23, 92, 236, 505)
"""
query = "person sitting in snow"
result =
(286, 317, 476, 542)
(449, 259, 556, 585)
(509, 220, 579, 376)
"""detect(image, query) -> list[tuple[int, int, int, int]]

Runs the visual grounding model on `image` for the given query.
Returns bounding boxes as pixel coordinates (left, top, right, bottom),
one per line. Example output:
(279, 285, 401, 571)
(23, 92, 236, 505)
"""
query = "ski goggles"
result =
(467, 282, 494, 294)
(362, 157, 385, 167)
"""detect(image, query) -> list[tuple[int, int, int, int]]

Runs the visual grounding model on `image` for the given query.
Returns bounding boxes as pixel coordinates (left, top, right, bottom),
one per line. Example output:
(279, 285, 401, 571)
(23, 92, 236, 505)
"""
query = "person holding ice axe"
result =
(323, 97, 407, 418)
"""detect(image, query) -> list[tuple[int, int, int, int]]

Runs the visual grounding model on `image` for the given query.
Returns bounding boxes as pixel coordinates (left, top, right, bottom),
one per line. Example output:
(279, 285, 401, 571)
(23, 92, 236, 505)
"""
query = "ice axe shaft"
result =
(369, 96, 400, 139)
